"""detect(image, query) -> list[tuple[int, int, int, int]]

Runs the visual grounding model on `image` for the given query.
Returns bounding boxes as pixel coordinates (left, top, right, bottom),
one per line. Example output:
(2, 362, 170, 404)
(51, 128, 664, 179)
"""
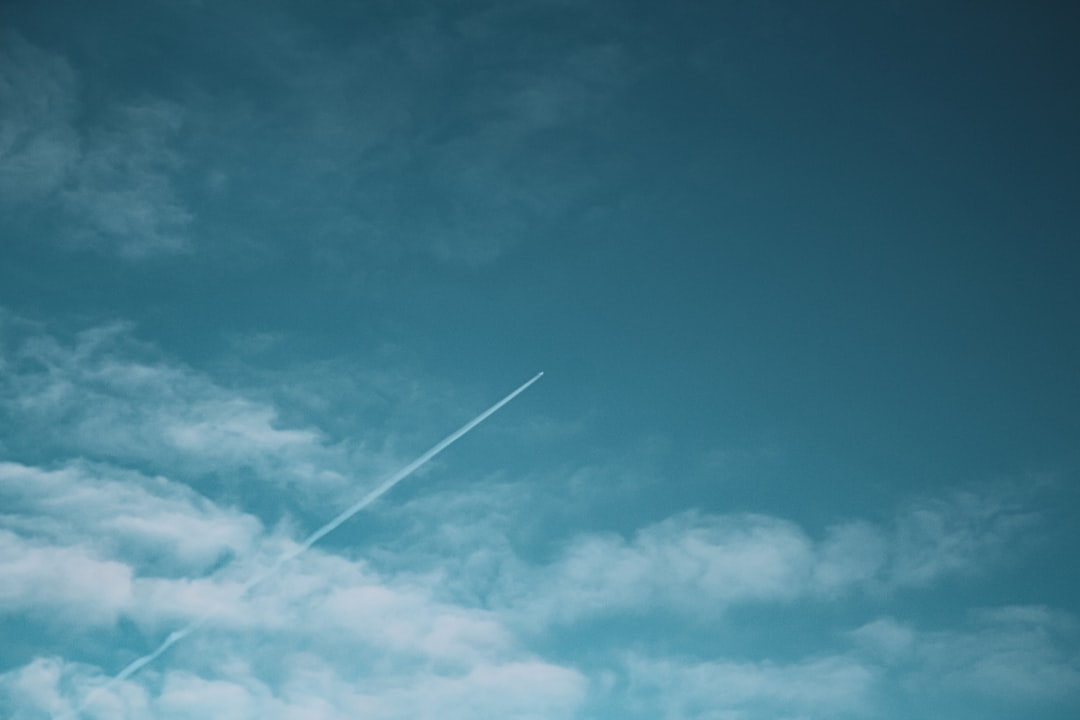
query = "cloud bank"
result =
(0, 317, 1075, 719)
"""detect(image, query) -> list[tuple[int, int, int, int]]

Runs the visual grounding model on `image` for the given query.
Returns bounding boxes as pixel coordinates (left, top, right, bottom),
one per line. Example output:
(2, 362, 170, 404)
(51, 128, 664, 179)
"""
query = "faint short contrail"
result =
(65, 372, 543, 718)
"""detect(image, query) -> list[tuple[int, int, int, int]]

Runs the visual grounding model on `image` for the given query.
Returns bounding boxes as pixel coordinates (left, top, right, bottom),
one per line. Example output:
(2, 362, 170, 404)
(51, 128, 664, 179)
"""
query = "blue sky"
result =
(2, 1, 1079, 718)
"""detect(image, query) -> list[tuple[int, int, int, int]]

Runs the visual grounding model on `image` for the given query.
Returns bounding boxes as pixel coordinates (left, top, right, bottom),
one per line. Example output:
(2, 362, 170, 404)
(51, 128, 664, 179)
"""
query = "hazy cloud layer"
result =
(1, 316, 1074, 718)
(0, 34, 193, 258)
(2, 0, 628, 265)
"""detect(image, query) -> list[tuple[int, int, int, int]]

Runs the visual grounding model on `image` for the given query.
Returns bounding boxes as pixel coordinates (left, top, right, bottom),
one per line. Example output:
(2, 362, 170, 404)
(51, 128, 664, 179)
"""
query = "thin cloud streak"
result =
(63, 372, 543, 718)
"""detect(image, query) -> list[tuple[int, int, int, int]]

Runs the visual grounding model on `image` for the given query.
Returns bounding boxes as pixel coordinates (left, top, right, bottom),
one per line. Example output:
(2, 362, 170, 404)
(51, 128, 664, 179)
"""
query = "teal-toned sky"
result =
(2, 2, 1079, 718)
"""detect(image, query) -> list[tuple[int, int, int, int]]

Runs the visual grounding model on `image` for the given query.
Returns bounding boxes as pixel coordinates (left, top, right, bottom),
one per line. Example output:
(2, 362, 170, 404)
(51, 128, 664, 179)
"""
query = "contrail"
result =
(65, 372, 543, 718)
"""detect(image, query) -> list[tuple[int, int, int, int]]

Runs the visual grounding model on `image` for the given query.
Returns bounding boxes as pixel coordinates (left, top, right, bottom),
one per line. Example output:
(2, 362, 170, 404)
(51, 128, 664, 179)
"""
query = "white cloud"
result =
(310, 580, 512, 666)
(0, 454, 266, 632)
(509, 512, 815, 625)
(848, 617, 917, 662)
(0, 461, 261, 572)
(1, 652, 588, 720)
(486, 489, 1031, 628)
(0, 657, 149, 720)
(626, 652, 877, 719)
(0, 316, 1065, 719)
(0, 658, 72, 720)
(0, 458, 585, 718)
(115, 548, 515, 663)
(0, 538, 587, 717)
(0, 322, 367, 499)
(0, 530, 133, 625)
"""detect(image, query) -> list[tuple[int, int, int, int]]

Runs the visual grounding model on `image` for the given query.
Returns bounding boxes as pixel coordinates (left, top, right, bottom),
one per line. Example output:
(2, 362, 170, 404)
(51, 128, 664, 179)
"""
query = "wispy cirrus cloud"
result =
(0, 32, 79, 203)
(0, 320, 371, 501)
(852, 606, 1080, 708)
(625, 652, 878, 720)
(3, 1, 631, 267)
(191, 1, 632, 269)
(60, 99, 192, 258)
(0, 33, 193, 259)
(889, 490, 1038, 587)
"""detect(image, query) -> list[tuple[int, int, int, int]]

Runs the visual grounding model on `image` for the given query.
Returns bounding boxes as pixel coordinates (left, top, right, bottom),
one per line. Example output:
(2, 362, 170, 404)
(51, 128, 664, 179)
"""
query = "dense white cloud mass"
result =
(0, 530, 132, 625)
(0, 461, 260, 572)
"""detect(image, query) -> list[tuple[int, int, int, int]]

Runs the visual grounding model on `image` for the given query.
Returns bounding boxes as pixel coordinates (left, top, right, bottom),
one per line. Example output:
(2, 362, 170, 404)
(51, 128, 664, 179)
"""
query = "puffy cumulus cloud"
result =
(0, 467, 1062, 719)
(0, 530, 586, 716)
(364, 661, 588, 720)
(333, 467, 1045, 644)
(507, 512, 816, 625)
(0, 657, 149, 720)
(0, 316, 1062, 719)
(2, 653, 587, 720)
(0, 455, 262, 633)
(848, 617, 917, 662)
(0, 321, 372, 500)
(0, 476, 585, 718)
(153, 671, 267, 718)
(0, 530, 133, 625)
(0, 658, 74, 720)
(625, 652, 877, 719)
(486, 487, 1033, 628)
(309, 581, 512, 667)
(116, 548, 516, 667)
(0, 460, 261, 572)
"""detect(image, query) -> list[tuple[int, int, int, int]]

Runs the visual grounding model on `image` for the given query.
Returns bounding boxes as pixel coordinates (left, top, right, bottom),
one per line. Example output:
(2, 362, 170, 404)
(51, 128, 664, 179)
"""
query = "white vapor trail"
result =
(64, 372, 544, 718)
